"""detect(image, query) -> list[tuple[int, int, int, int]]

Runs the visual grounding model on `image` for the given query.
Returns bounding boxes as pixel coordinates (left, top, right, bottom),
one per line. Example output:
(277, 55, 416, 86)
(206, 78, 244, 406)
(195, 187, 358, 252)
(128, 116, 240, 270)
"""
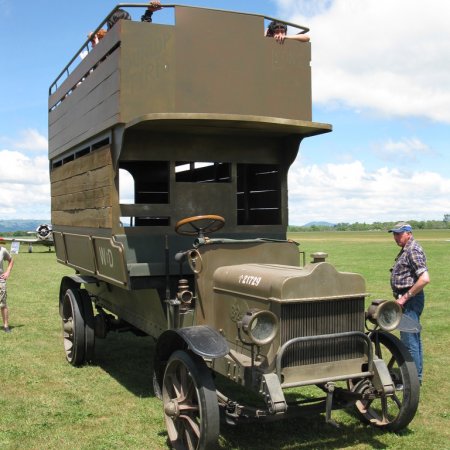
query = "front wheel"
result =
(351, 331, 420, 431)
(162, 350, 219, 449)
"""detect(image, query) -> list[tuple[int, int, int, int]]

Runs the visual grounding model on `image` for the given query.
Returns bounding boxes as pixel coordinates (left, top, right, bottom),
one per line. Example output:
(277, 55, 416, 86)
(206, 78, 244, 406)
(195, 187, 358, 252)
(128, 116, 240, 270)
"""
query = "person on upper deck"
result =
(79, 29, 106, 60)
(265, 20, 310, 43)
(107, 8, 132, 30)
(107, 2, 162, 30)
(141, 1, 162, 22)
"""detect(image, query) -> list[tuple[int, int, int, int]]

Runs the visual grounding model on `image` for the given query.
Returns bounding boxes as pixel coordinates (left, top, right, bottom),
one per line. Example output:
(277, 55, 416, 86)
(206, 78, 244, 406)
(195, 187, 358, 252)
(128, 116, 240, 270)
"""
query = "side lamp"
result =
(366, 299, 402, 331)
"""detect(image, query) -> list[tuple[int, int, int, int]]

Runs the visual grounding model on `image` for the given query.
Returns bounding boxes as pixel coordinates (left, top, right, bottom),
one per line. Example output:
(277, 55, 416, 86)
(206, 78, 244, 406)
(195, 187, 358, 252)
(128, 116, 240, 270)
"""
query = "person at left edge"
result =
(0, 245, 14, 333)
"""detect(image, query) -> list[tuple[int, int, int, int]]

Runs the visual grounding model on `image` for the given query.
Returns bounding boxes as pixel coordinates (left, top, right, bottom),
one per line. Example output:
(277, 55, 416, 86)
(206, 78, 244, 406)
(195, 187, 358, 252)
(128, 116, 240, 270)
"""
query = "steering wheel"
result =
(175, 214, 225, 237)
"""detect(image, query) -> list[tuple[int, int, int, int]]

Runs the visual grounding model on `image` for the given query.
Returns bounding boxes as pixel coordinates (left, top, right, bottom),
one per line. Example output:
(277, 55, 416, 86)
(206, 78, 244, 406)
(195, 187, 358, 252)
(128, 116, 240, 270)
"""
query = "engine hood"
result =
(213, 262, 367, 302)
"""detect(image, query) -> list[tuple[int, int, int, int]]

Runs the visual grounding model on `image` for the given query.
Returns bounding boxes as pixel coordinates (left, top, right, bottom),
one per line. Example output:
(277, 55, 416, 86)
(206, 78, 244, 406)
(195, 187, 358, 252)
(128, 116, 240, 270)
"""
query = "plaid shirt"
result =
(390, 237, 428, 292)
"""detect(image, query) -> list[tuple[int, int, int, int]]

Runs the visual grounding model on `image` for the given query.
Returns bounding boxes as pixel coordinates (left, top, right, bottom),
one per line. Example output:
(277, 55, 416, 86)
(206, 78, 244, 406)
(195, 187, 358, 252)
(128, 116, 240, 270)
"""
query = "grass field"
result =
(0, 230, 449, 449)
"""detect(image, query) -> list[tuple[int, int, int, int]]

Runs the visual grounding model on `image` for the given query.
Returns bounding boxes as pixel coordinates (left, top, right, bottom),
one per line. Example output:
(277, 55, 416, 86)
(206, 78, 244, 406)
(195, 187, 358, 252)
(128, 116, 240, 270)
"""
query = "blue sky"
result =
(0, 0, 449, 225)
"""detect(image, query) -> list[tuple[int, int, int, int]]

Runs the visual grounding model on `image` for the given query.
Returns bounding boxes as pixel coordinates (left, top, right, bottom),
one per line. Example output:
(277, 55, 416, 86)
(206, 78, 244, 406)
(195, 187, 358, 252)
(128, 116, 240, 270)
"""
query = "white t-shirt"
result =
(0, 247, 12, 276)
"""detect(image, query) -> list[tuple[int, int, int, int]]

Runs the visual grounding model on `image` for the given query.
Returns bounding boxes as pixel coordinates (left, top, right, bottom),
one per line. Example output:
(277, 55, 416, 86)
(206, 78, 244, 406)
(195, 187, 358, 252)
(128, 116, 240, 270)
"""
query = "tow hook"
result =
(325, 382, 340, 428)
(224, 401, 239, 425)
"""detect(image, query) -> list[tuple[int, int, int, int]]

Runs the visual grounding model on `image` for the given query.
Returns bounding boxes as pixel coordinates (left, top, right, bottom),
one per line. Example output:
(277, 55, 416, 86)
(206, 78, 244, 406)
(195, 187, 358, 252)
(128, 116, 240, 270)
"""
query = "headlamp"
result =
(240, 309, 278, 346)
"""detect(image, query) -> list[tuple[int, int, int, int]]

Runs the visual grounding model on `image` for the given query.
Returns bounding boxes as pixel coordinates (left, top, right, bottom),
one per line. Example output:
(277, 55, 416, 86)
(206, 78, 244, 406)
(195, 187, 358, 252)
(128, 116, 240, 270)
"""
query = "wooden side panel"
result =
(173, 7, 311, 121)
(119, 10, 311, 124)
(50, 147, 115, 228)
(48, 49, 121, 159)
(48, 25, 120, 108)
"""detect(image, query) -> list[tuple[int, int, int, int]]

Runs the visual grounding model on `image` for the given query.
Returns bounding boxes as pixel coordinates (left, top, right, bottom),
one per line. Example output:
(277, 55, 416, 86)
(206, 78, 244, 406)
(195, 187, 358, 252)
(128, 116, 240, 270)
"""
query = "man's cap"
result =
(388, 222, 412, 233)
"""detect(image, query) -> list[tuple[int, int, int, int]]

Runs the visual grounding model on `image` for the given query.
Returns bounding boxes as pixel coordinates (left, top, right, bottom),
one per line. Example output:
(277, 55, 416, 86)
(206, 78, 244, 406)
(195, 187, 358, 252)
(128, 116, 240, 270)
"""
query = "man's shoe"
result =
(3, 327, 11, 333)
(395, 384, 404, 391)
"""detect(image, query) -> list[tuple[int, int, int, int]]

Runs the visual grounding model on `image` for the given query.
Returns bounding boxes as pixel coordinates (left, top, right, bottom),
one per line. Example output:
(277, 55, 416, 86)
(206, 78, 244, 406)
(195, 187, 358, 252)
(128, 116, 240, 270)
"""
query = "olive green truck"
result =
(48, 4, 419, 449)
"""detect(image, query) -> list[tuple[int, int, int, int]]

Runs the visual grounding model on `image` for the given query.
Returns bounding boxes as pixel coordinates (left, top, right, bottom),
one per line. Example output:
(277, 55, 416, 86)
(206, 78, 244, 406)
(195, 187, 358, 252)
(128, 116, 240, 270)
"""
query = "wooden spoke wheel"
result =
(349, 331, 420, 431)
(162, 350, 220, 449)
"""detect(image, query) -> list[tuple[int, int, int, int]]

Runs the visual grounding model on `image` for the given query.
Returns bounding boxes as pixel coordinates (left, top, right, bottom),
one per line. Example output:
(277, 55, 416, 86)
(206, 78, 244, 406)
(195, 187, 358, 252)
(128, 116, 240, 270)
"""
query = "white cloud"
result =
(278, 0, 450, 123)
(288, 160, 450, 224)
(17, 129, 48, 151)
(0, 129, 49, 218)
(373, 137, 435, 163)
(0, 150, 50, 219)
(3, 129, 48, 152)
(276, 1, 450, 224)
(277, 0, 333, 17)
(119, 168, 134, 204)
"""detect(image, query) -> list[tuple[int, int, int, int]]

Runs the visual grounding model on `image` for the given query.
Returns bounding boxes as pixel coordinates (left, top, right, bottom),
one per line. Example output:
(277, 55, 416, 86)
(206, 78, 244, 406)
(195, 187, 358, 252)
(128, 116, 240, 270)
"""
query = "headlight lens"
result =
(241, 309, 279, 345)
(367, 300, 402, 331)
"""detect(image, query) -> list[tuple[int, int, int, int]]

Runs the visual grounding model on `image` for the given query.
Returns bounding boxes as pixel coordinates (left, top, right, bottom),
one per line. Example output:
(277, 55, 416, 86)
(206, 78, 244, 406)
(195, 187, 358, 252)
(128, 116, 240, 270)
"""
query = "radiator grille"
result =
(280, 298, 365, 367)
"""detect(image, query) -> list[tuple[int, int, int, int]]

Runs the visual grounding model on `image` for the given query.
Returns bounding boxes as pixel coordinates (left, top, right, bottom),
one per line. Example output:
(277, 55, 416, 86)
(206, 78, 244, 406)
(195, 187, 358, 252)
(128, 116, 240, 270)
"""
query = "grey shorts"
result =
(0, 281, 7, 308)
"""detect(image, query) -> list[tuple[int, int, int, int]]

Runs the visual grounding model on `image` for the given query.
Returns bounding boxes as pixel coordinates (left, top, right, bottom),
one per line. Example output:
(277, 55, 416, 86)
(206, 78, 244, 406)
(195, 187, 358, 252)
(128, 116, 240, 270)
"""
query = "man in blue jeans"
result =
(389, 222, 430, 384)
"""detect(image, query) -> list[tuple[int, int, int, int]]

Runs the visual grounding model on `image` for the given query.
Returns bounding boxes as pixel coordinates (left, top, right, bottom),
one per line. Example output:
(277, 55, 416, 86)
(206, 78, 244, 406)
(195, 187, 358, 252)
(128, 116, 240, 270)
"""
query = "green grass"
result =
(1, 230, 449, 449)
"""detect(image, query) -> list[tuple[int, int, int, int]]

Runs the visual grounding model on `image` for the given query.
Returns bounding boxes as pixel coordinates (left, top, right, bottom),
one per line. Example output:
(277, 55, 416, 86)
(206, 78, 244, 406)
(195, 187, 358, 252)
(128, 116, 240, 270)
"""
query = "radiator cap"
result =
(311, 252, 328, 263)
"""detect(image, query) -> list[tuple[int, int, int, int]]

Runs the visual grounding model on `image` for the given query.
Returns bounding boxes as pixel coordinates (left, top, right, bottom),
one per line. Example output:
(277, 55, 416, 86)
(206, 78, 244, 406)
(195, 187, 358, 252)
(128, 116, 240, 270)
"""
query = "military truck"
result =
(48, 4, 419, 449)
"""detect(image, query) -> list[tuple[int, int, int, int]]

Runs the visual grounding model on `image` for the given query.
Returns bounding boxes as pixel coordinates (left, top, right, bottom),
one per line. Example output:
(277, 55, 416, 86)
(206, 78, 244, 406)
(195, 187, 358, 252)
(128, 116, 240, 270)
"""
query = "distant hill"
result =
(0, 220, 50, 233)
(302, 221, 335, 227)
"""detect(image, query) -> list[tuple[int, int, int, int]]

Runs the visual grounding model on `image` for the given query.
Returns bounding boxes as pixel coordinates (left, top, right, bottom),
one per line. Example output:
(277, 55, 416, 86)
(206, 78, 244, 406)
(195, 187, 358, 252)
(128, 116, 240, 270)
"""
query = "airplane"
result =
(0, 224, 54, 253)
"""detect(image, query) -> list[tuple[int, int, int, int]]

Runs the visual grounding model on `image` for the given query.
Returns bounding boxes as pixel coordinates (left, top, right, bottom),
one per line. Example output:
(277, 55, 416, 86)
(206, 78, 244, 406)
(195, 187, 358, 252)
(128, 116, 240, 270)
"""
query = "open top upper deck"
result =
(48, 3, 330, 161)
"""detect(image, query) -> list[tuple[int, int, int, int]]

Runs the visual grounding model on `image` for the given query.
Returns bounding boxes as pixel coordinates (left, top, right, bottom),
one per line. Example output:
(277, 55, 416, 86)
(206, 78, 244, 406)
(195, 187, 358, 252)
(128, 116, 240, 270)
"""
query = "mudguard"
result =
(157, 325, 229, 360)
(58, 275, 99, 317)
(153, 325, 229, 397)
(59, 275, 98, 299)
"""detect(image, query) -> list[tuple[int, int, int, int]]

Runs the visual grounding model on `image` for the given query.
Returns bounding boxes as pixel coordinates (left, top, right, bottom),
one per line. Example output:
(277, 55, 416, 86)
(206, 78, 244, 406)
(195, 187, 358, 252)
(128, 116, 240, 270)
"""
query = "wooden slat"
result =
(52, 186, 112, 211)
(51, 165, 112, 196)
(50, 146, 115, 229)
(50, 147, 112, 182)
(51, 208, 113, 228)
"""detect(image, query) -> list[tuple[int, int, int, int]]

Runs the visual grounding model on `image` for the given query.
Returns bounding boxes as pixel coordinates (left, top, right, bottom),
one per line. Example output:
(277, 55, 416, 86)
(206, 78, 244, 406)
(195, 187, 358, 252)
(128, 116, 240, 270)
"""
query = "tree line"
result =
(289, 218, 450, 232)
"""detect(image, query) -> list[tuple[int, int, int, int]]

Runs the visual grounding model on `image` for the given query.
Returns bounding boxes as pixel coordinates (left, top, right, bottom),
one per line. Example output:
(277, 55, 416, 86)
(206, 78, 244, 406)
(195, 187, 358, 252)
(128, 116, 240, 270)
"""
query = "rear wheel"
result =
(351, 331, 420, 431)
(79, 289, 95, 363)
(162, 350, 219, 449)
(61, 288, 95, 366)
